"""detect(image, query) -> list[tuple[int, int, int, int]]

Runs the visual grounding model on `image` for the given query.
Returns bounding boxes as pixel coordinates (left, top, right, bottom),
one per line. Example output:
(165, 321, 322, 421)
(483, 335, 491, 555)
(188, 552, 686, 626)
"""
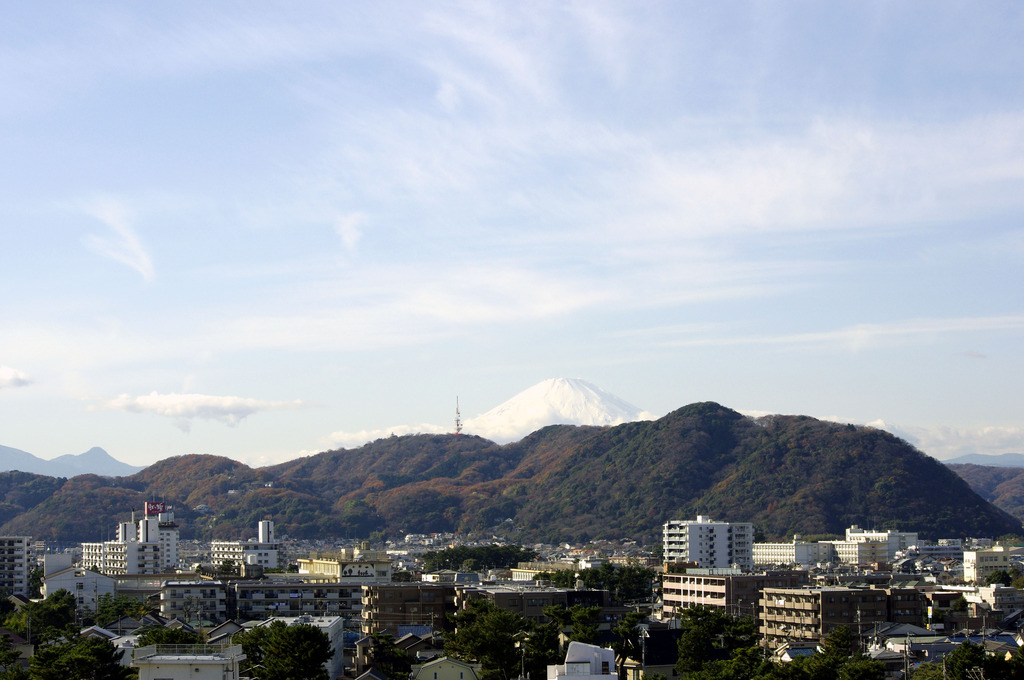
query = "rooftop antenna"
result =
(454, 397, 463, 436)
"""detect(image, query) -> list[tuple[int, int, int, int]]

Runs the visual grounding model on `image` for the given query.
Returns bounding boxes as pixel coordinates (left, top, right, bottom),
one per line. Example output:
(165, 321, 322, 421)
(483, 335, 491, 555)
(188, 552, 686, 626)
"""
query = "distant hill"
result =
(945, 453, 1024, 467)
(947, 463, 1024, 522)
(1, 403, 1019, 543)
(0, 445, 144, 477)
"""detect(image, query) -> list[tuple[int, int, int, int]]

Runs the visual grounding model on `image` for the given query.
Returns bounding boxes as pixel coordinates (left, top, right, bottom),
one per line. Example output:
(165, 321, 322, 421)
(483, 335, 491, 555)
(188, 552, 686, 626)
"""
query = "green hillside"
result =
(1, 403, 1019, 543)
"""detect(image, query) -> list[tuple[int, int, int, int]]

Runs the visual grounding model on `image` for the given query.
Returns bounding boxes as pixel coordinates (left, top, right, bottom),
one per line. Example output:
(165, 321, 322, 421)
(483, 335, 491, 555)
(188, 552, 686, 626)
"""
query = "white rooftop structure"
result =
(547, 641, 615, 680)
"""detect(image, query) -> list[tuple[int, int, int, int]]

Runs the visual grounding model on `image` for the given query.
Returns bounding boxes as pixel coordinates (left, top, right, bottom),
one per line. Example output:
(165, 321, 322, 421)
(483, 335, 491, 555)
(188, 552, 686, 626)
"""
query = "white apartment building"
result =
(843, 526, 918, 561)
(963, 546, 1011, 583)
(753, 536, 836, 567)
(0, 536, 32, 597)
(42, 554, 116, 613)
(211, 520, 279, 569)
(663, 516, 754, 570)
(80, 504, 179, 575)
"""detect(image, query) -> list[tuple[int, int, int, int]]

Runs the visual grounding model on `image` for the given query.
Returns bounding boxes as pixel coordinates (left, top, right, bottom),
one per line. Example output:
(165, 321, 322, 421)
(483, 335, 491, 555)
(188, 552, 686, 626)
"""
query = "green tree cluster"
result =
(2, 590, 76, 645)
(445, 600, 564, 680)
(670, 614, 885, 680)
(27, 636, 133, 680)
(93, 593, 148, 628)
(534, 563, 655, 603)
(911, 641, 1024, 680)
(234, 621, 333, 680)
(366, 631, 413, 680)
(422, 545, 537, 573)
(0, 633, 28, 680)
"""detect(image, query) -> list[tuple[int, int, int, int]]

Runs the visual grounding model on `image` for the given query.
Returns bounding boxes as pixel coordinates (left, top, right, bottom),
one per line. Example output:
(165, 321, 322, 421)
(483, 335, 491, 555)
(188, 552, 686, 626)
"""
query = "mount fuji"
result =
(463, 378, 657, 444)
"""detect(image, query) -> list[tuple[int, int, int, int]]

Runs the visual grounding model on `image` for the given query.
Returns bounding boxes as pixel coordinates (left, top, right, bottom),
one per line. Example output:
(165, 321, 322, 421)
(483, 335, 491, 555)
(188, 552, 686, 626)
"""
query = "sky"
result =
(2, 2, 1023, 468)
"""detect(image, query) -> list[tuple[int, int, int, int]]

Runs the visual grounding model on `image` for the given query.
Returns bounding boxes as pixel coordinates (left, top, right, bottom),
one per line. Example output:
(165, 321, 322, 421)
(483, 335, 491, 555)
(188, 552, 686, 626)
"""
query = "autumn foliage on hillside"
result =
(1, 403, 1019, 543)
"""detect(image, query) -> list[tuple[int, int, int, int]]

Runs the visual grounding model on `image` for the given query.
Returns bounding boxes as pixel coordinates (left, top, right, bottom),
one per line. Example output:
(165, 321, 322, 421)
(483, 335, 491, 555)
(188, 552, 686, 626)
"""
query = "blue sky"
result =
(2, 2, 1023, 467)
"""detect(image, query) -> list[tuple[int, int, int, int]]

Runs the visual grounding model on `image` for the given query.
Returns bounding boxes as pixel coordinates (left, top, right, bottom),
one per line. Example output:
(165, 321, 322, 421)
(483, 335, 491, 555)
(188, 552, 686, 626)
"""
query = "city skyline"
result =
(2, 3, 1023, 467)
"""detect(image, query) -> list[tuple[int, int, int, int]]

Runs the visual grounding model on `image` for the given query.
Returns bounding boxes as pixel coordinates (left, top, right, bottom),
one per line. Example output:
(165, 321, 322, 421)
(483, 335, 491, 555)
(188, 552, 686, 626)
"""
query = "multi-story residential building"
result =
(41, 555, 115, 615)
(844, 526, 918, 552)
(663, 516, 754, 570)
(963, 546, 1011, 584)
(80, 502, 179, 575)
(454, 584, 619, 626)
(823, 540, 890, 566)
(160, 580, 229, 623)
(0, 536, 32, 597)
(915, 539, 964, 562)
(297, 542, 391, 581)
(361, 583, 457, 635)
(828, 526, 918, 564)
(232, 578, 365, 621)
(759, 586, 925, 643)
(661, 569, 808, 618)
(211, 520, 279, 570)
(753, 537, 836, 567)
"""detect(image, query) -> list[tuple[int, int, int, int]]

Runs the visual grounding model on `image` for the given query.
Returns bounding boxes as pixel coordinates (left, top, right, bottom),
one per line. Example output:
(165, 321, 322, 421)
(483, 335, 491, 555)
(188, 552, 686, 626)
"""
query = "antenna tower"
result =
(454, 397, 463, 436)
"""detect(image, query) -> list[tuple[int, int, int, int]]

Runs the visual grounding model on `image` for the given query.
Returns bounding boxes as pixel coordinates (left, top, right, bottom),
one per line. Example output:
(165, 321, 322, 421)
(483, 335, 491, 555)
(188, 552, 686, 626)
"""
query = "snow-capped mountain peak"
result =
(464, 378, 655, 443)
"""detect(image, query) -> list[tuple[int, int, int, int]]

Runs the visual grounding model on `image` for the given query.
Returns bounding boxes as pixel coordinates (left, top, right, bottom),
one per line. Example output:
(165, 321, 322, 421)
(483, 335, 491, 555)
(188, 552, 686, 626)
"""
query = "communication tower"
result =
(454, 397, 463, 435)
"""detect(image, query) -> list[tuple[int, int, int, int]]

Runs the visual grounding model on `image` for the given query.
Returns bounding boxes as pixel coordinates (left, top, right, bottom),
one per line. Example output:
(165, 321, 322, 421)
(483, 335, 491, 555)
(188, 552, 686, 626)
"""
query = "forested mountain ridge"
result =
(1, 403, 1018, 543)
(947, 463, 1024, 522)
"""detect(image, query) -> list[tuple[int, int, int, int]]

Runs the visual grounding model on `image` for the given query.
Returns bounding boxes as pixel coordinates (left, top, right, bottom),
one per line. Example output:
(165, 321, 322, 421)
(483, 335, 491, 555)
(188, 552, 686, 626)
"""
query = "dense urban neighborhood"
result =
(5, 505, 1024, 679)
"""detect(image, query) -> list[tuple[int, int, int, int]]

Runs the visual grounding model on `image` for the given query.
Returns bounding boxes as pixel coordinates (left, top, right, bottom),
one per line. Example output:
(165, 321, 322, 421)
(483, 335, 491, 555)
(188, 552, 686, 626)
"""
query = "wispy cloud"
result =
(99, 391, 304, 432)
(866, 420, 1024, 460)
(334, 212, 364, 252)
(320, 422, 449, 450)
(656, 315, 1024, 352)
(0, 365, 32, 389)
(83, 198, 155, 282)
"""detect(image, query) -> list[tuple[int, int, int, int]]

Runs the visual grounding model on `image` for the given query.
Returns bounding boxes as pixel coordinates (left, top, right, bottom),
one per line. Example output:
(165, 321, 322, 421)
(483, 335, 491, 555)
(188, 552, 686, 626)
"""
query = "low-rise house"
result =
(411, 656, 482, 680)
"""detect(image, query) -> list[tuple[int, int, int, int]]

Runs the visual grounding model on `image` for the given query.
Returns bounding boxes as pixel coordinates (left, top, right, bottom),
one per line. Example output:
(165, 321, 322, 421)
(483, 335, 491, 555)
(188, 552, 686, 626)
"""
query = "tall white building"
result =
(0, 536, 32, 597)
(662, 516, 754, 570)
(211, 520, 279, 569)
(80, 502, 179, 575)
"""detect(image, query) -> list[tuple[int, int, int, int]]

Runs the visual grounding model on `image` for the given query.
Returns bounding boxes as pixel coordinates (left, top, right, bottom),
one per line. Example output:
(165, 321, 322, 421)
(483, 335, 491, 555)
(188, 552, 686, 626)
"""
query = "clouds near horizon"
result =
(98, 392, 305, 432)
(1, 2, 1022, 466)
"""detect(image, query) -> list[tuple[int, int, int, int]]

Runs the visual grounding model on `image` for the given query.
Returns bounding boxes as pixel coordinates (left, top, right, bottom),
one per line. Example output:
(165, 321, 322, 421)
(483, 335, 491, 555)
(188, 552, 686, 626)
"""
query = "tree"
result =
(235, 622, 333, 680)
(3, 590, 76, 645)
(94, 593, 148, 628)
(263, 624, 333, 680)
(0, 634, 29, 680)
(366, 631, 413, 680)
(135, 626, 204, 647)
(543, 604, 600, 647)
(28, 636, 134, 680)
(445, 600, 533, 680)
(985, 569, 1015, 587)
(674, 606, 758, 676)
(610, 612, 645, 680)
